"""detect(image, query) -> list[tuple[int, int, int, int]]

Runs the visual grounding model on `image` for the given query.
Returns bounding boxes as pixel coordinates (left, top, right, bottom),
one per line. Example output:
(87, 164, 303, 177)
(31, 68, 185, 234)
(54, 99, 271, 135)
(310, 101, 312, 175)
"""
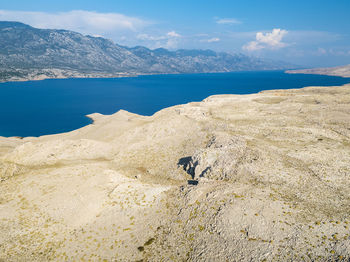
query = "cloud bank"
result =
(243, 28, 288, 51)
(137, 31, 182, 49)
(0, 9, 187, 49)
(0, 10, 150, 35)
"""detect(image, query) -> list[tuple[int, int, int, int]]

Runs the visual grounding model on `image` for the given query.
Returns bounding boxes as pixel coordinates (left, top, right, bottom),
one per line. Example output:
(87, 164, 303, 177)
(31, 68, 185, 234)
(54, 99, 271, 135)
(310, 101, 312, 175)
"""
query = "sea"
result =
(0, 71, 349, 137)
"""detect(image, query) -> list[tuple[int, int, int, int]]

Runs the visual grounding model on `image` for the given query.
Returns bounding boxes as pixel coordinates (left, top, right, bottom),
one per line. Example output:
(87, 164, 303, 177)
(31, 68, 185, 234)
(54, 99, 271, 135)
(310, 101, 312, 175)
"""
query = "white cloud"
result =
(167, 31, 181, 38)
(137, 33, 166, 41)
(137, 31, 181, 41)
(0, 9, 150, 35)
(164, 39, 179, 49)
(200, 37, 220, 43)
(243, 28, 288, 51)
(216, 18, 241, 25)
(137, 31, 182, 49)
(243, 41, 261, 51)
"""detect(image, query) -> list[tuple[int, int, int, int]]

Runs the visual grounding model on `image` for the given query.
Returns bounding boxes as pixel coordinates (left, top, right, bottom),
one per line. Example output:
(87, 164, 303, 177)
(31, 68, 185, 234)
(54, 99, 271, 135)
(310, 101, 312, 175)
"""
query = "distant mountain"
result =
(286, 64, 350, 78)
(0, 21, 294, 82)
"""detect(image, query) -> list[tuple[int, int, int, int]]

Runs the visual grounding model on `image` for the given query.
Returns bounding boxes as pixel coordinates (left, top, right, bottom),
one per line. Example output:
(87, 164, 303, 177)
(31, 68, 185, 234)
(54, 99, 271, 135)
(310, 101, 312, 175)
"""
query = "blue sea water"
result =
(0, 71, 349, 137)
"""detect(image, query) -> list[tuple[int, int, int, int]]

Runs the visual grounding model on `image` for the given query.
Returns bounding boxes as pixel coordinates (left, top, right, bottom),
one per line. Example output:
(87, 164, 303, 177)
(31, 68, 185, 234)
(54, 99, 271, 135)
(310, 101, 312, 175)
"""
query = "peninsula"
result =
(1, 82, 350, 261)
(286, 64, 350, 78)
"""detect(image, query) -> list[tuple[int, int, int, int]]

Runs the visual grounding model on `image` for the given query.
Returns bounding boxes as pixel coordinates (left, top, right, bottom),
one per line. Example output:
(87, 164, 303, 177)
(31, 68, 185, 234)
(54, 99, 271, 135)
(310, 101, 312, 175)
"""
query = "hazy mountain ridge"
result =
(0, 21, 293, 82)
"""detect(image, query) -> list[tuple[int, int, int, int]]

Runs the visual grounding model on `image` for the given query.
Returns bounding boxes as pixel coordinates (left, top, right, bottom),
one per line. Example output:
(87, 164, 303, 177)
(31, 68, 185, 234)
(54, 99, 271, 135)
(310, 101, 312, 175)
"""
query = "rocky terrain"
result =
(0, 21, 292, 83)
(286, 64, 350, 78)
(1, 82, 350, 261)
(0, 68, 134, 82)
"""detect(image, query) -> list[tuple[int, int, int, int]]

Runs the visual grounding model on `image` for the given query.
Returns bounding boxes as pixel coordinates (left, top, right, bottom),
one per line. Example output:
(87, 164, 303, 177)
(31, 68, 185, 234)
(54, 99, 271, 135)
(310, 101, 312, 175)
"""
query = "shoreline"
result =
(0, 71, 139, 84)
(0, 69, 292, 84)
(285, 70, 350, 78)
(1, 82, 350, 260)
(1, 68, 349, 85)
(1, 81, 350, 140)
(285, 64, 350, 78)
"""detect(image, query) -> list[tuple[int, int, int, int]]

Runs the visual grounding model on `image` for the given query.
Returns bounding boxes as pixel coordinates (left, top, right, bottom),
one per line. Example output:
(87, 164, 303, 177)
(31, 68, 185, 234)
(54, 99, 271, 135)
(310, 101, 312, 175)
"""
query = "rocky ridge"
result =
(0, 21, 293, 82)
(1, 82, 350, 261)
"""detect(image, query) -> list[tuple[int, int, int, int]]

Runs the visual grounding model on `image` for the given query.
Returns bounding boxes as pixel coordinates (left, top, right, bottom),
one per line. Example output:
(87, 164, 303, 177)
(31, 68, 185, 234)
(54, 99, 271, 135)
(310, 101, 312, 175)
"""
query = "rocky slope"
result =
(286, 64, 350, 78)
(0, 21, 292, 82)
(1, 83, 350, 261)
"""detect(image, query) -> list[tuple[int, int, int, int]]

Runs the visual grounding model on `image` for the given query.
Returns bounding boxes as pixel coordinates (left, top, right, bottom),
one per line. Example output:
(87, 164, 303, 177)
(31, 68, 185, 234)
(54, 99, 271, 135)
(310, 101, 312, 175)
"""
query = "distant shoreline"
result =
(285, 70, 350, 78)
(2, 68, 350, 85)
(0, 69, 297, 84)
(286, 64, 350, 78)
(0, 69, 139, 84)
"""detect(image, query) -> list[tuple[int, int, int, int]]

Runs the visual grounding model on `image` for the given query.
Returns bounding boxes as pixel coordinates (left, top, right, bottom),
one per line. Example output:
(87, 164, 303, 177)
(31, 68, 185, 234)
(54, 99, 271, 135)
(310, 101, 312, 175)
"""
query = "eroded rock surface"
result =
(1, 84, 350, 261)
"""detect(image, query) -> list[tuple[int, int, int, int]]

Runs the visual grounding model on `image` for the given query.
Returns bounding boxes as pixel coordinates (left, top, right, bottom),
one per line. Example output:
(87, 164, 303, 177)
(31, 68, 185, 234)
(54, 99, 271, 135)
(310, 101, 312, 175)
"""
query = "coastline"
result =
(0, 69, 139, 84)
(1, 82, 350, 260)
(285, 64, 350, 78)
(0, 69, 289, 84)
(1, 70, 350, 139)
(1, 81, 350, 141)
(2, 66, 349, 85)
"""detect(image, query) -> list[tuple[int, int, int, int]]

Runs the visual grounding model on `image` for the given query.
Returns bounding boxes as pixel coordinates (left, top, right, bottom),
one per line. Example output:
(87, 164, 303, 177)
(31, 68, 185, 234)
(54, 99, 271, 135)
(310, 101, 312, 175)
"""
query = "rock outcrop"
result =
(1, 83, 350, 261)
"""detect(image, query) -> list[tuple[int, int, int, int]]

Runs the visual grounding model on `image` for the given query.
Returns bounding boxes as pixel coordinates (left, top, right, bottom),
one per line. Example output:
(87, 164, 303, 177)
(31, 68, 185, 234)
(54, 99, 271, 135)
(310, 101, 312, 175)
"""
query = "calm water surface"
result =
(0, 71, 348, 137)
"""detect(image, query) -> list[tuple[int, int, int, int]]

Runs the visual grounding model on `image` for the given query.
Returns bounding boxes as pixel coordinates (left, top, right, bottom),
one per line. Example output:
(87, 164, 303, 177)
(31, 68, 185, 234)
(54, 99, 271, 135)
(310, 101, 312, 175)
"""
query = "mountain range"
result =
(0, 21, 293, 82)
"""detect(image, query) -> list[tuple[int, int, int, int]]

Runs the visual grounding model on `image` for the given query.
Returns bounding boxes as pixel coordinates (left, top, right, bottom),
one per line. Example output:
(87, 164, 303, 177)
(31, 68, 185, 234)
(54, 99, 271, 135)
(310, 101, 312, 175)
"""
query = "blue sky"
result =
(0, 0, 349, 67)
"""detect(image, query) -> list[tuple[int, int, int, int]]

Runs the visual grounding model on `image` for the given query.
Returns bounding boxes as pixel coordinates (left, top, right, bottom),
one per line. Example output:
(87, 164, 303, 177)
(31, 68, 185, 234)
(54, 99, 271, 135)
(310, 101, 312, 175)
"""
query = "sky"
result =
(0, 0, 349, 67)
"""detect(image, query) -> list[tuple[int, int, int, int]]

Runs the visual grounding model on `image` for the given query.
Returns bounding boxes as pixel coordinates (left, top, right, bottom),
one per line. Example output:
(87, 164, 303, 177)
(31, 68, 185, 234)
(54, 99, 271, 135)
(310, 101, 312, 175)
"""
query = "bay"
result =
(0, 71, 348, 137)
